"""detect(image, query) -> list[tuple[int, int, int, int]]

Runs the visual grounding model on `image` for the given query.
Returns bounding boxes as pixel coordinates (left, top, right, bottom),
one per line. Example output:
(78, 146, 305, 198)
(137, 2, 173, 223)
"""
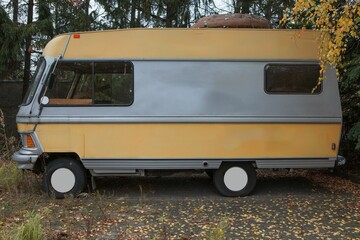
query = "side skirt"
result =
(82, 158, 336, 176)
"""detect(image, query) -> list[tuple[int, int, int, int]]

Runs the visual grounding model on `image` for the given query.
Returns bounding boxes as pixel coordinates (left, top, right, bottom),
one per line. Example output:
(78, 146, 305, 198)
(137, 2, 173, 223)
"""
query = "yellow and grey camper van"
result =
(13, 29, 345, 198)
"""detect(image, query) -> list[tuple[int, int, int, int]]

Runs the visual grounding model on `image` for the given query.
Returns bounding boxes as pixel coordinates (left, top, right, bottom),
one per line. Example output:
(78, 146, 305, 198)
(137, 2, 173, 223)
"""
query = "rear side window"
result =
(44, 61, 133, 106)
(265, 64, 321, 94)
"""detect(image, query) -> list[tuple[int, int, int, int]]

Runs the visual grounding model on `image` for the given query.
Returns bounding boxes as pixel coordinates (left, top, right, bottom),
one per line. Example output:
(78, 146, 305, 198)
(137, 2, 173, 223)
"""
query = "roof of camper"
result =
(43, 28, 321, 60)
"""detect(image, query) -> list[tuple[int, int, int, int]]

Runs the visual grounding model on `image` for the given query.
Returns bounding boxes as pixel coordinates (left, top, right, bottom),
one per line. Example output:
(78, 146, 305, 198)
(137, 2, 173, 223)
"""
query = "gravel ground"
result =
(1, 169, 359, 239)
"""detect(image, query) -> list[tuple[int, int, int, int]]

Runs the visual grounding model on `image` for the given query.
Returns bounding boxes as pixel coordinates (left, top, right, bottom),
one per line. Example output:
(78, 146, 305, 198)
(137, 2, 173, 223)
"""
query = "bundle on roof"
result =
(192, 13, 271, 29)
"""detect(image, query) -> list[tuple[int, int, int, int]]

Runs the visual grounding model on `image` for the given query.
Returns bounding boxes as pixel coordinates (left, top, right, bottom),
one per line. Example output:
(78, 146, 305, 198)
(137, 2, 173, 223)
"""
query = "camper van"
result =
(13, 29, 345, 198)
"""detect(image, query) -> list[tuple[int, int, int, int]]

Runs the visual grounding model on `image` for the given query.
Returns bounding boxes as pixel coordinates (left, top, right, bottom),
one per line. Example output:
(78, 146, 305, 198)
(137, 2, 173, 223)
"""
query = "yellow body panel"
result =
(17, 123, 36, 133)
(42, 29, 320, 60)
(42, 35, 69, 58)
(35, 123, 340, 159)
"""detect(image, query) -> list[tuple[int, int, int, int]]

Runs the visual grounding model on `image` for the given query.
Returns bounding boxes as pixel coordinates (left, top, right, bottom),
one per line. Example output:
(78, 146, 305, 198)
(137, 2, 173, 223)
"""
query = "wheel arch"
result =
(33, 152, 85, 173)
(219, 160, 257, 168)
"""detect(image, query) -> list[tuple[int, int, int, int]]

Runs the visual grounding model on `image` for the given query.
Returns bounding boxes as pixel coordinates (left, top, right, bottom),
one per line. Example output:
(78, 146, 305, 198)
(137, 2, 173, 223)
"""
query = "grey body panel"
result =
(17, 59, 342, 122)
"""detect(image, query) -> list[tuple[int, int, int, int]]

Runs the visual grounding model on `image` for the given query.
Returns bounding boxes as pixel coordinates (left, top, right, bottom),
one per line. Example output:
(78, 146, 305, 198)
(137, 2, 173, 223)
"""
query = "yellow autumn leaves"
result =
(282, 0, 360, 78)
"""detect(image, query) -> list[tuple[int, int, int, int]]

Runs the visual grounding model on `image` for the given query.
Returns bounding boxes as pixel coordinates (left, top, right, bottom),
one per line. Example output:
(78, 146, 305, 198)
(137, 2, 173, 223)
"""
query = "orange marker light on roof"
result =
(73, 34, 80, 39)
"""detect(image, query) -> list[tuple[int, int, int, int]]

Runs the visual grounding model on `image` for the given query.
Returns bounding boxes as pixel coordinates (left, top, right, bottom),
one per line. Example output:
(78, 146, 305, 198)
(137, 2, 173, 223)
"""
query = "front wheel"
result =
(43, 158, 87, 199)
(213, 162, 256, 197)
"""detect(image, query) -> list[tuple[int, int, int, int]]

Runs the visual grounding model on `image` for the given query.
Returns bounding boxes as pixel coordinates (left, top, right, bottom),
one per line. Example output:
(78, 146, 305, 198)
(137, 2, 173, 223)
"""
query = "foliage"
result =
(208, 216, 228, 240)
(282, 0, 360, 165)
(349, 122, 360, 150)
(282, 0, 360, 76)
(14, 211, 44, 240)
(0, 6, 23, 79)
(0, 161, 23, 194)
(220, 0, 295, 25)
(340, 40, 360, 160)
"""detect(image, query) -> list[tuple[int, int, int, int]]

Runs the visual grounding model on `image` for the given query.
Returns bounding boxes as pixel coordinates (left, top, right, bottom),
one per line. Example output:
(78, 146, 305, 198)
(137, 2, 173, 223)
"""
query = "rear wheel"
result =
(213, 162, 256, 197)
(43, 158, 87, 199)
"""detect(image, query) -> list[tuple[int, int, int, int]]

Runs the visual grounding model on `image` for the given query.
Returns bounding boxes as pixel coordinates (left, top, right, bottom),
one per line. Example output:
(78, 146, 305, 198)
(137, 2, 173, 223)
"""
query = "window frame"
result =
(264, 63, 323, 95)
(22, 58, 46, 106)
(42, 60, 135, 107)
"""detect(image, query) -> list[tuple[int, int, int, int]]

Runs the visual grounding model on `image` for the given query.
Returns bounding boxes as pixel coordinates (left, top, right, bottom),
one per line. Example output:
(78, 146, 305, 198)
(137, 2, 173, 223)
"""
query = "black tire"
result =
(213, 162, 256, 197)
(43, 158, 87, 199)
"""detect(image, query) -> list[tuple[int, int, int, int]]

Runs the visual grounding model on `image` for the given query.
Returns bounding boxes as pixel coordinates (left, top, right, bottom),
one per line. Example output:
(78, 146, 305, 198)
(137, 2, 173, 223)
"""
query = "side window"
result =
(265, 64, 321, 94)
(93, 62, 133, 105)
(44, 61, 134, 106)
(47, 62, 91, 101)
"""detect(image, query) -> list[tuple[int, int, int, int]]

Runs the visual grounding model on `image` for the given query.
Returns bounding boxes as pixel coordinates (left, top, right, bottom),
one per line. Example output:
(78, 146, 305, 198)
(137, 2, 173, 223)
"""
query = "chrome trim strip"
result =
(58, 58, 320, 63)
(81, 158, 336, 171)
(256, 159, 335, 168)
(62, 34, 71, 57)
(16, 116, 342, 124)
(82, 159, 222, 170)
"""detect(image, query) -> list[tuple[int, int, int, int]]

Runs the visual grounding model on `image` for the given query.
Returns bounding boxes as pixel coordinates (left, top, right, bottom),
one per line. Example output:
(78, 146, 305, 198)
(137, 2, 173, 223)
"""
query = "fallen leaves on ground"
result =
(0, 169, 359, 239)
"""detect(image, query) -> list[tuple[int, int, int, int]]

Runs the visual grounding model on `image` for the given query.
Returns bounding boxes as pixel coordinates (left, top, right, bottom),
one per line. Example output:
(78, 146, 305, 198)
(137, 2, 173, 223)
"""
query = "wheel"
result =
(43, 158, 87, 199)
(213, 162, 256, 197)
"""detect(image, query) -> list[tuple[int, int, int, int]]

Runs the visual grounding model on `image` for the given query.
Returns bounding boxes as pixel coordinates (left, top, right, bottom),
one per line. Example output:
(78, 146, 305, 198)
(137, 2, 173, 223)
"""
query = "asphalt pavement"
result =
(78, 169, 360, 239)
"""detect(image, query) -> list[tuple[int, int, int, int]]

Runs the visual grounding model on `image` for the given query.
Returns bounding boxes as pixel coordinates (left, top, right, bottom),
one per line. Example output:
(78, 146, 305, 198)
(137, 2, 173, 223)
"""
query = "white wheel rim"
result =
(50, 168, 76, 193)
(224, 167, 248, 192)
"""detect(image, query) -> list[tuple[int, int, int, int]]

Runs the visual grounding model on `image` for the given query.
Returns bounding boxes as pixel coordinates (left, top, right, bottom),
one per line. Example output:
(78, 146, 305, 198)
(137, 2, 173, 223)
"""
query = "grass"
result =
(0, 211, 44, 240)
(13, 211, 44, 240)
(0, 108, 27, 195)
(0, 161, 24, 194)
(208, 216, 229, 240)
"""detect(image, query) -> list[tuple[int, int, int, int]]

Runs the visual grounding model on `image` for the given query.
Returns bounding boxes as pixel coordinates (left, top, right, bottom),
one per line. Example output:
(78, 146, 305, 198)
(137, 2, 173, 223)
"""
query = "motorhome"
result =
(13, 29, 344, 198)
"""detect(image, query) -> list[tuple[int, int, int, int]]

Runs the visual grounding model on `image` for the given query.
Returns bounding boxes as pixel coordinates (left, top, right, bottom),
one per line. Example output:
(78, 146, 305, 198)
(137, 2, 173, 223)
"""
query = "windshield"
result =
(22, 58, 46, 105)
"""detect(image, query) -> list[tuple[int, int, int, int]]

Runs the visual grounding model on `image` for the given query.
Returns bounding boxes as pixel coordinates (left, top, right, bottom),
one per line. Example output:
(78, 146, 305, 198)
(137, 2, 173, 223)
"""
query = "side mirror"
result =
(40, 96, 49, 105)
(48, 73, 56, 89)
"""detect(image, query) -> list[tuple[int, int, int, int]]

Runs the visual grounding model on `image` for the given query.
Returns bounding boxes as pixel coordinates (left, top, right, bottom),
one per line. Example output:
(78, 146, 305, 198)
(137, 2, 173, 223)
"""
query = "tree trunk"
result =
(136, 1, 141, 27)
(130, 0, 136, 27)
(54, 2, 59, 35)
(12, 0, 18, 23)
(84, 0, 91, 30)
(22, 0, 33, 98)
(233, 0, 241, 13)
(264, 0, 273, 21)
(165, 1, 176, 27)
(241, 0, 251, 14)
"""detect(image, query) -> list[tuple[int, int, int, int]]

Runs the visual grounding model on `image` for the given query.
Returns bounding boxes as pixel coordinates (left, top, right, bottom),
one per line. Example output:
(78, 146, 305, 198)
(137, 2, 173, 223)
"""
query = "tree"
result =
(232, 0, 251, 14)
(22, 0, 34, 97)
(12, 0, 19, 23)
(282, 0, 360, 165)
(224, 0, 295, 25)
(282, 0, 359, 75)
(0, 5, 22, 80)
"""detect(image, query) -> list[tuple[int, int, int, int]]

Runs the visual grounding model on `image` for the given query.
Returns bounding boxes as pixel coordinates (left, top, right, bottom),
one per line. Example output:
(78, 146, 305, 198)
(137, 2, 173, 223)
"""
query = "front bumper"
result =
(335, 155, 346, 167)
(12, 148, 40, 170)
